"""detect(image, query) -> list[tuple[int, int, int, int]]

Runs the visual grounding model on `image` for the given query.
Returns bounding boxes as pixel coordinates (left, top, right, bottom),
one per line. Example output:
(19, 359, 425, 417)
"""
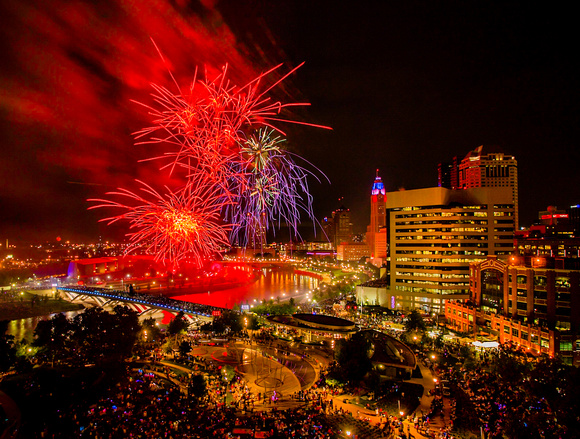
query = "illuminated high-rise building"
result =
(322, 216, 334, 246)
(337, 242, 370, 262)
(437, 156, 459, 190)
(514, 206, 580, 258)
(367, 170, 387, 265)
(439, 146, 519, 229)
(332, 205, 353, 249)
(387, 186, 514, 314)
(458, 146, 519, 228)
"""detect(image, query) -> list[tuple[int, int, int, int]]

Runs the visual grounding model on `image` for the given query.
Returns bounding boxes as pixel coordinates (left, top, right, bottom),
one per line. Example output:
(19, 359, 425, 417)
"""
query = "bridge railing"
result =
(58, 286, 234, 318)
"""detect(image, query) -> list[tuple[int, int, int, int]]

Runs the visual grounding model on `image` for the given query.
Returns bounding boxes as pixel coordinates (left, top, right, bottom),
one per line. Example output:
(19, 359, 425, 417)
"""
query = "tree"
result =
(168, 311, 189, 336)
(491, 350, 527, 384)
(433, 333, 444, 350)
(523, 355, 580, 436)
(0, 320, 16, 373)
(33, 307, 141, 366)
(251, 302, 296, 316)
(13, 341, 34, 373)
(404, 310, 426, 333)
(335, 332, 373, 387)
(73, 307, 109, 363)
(211, 317, 226, 334)
(110, 305, 141, 357)
(33, 312, 74, 365)
(178, 340, 192, 358)
(141, 316, 162, 341)
(462, 352, 477, 370)
(163, 339, 177, 357)
(189, 374, 207, 400)
(222, 364, 235, 382)
(211, 310, 242, 334)
(490, 354, 574, 439)
(245, 313, 261, 330)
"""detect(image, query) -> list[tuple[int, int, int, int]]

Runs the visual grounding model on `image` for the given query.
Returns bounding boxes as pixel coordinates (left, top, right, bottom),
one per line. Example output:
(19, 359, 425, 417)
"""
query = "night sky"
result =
(1, 0, 578, 243)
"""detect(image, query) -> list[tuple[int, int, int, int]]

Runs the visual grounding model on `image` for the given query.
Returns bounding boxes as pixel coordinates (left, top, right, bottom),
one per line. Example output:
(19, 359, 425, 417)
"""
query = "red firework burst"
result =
(133, 63, 330, 178)
(91, 56, 330, 265)
(89, 180, 231, 267)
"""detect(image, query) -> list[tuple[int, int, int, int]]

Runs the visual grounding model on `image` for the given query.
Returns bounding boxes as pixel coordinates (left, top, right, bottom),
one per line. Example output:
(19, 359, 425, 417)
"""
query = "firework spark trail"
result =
(89, 180, 232, 266)
(221, 128, 321, 247)
(92, 61, 330, 265)
(133, 64, 330, 171)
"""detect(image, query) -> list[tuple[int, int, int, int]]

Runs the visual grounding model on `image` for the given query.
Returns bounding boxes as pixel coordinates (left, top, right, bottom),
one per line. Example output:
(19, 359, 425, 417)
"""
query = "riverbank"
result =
(0, 291, 84, 321)
(293, 269, 327, 281)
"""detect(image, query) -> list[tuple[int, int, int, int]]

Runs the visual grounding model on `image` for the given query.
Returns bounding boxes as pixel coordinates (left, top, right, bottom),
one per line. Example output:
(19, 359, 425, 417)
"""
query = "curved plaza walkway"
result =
(167, 337, 452, 437)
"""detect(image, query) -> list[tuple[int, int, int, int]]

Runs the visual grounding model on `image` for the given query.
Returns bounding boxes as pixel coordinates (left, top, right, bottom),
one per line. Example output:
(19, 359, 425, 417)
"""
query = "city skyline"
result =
(1, 0, 578, 242)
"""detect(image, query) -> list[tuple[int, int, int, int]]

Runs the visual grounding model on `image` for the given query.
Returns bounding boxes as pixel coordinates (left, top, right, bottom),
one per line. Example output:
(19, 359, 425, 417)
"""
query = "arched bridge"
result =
(58, 286, 234, 324)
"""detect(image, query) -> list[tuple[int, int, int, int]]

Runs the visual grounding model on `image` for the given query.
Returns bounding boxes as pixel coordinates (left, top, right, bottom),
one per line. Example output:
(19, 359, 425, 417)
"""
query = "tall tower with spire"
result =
(368, 170, 387, 262)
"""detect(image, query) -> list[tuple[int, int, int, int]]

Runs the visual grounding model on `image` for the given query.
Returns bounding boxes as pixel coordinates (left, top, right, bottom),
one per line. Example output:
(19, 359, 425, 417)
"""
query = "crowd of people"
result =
(33, 366, 353, 438)
(422, 340, 578, 439)
(24, 324, 409, 438)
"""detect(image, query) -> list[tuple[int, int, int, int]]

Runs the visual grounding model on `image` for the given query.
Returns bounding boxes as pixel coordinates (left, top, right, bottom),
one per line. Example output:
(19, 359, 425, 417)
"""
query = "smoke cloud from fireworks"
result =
(0, 0, 273, 240)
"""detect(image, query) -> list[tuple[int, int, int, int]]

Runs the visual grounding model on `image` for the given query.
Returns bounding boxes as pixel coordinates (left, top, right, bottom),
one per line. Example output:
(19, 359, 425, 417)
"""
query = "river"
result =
(6, 310, 84, 343)
(6, 266, 318, 341)
(169, 266, 318, 308)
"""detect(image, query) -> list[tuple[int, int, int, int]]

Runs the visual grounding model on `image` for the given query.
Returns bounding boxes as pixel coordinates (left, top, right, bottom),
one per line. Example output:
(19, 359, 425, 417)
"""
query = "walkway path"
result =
(402, 360, 453, 438)
(182, 340, 307, 410)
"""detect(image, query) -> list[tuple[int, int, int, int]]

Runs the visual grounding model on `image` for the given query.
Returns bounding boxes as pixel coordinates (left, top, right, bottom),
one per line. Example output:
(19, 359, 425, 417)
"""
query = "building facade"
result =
(337, 242, 370, 262)
(515, 206, 580, 258)
(374, 227, 387, 265)
(458, 146, 519, 229)
(439, 146, 519, 229)
(331, 206, 353, 249)
(437, 156, 459, 190)
(445, 255, 580, 365)
(387, 186, 515, 313)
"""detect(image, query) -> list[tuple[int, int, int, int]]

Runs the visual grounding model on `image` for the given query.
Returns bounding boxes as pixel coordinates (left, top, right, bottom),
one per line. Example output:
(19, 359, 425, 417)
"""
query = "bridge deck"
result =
(58, 286, 234, 319)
